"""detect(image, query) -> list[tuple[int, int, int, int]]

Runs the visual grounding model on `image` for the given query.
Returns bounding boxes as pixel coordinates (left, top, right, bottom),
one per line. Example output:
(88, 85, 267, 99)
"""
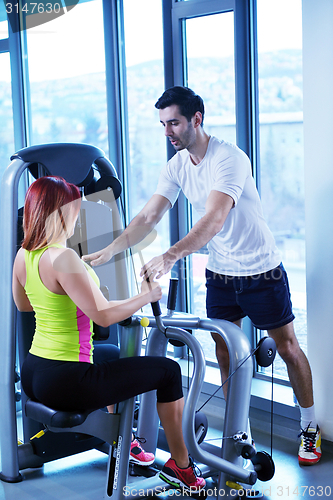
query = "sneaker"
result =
(298, 424, 322, 465)
(159, 457, 206, 492)
(130, 437, 155, 466)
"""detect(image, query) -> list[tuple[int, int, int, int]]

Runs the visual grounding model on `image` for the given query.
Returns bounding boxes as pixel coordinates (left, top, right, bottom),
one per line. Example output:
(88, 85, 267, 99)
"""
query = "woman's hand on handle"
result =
(141, 273, 162, 303)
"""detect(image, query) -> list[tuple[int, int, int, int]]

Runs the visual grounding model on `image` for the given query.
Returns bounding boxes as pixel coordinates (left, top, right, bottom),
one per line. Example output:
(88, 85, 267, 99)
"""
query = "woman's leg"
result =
(157, 398, 206, 491)
(89, 355, 189, 466)
(157, 398, 188, 468)
(93, 344, 146, 457)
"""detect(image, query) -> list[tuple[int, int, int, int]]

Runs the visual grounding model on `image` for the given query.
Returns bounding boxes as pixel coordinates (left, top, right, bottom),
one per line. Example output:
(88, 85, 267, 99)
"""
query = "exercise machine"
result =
(0, 143, 275, 498)
(0, 143, 129, 486)
(134, 283, 276, 498)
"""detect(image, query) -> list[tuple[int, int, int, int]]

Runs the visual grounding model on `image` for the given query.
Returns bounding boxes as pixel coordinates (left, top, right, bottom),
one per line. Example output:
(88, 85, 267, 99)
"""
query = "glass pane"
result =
(0, 1, 8, 38)
(123, 0, 169, 311)
(186, 12, 236, 145)
(185, 12, 236, 362)
(0, 53, 15, 179)
(257, 0, 305, 380)
(27, 0, 108, 154)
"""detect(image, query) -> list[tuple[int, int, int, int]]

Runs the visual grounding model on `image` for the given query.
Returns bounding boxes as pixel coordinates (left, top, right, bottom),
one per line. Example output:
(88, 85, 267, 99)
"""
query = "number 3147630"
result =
(6, 3, 61, 14)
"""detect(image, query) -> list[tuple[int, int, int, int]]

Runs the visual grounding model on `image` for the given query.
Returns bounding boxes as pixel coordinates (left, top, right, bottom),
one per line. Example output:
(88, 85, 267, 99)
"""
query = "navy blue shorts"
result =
(206, 263, 295, 330)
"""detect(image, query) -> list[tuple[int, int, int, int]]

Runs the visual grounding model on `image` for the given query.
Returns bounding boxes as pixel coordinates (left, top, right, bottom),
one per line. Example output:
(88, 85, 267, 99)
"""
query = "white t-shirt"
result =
(154, 136, 281, 276)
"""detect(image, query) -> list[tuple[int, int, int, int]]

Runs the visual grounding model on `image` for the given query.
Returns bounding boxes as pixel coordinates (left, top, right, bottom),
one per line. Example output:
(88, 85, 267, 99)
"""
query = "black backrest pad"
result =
(11, 143, 106, 186)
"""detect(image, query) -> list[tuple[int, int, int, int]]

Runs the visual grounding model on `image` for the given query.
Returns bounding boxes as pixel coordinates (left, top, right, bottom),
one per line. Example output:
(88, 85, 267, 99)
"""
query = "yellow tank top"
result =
(24, 245, 100, 363)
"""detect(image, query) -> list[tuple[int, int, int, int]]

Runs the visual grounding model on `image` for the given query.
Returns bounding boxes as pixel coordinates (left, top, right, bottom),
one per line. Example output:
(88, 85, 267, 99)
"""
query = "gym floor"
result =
(0, 413, 332, 500)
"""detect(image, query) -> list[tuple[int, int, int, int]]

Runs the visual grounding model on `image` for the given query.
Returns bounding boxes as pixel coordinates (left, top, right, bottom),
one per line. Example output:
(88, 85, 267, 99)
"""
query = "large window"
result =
(26, 0, 108, 154)
(256, 0, 305, 380)
(4, 0, 307, 381)
(123, 0, 170, 309)
(172, 1, 306, 378)
(185, 11, 236, 363)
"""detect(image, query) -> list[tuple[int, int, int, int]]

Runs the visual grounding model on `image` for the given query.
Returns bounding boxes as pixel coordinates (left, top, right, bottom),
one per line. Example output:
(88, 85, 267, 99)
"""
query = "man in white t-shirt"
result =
(83, 86, 321, 465)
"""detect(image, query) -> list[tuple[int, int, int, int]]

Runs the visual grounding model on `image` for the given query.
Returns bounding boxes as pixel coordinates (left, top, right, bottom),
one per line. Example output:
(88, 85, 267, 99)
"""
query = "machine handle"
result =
(151, 299, 165, 333)
(151, 301, 162, 317)
(146, 275, 162, 317)
(146, 275, 164, 332)
(167, 278, 178, 312)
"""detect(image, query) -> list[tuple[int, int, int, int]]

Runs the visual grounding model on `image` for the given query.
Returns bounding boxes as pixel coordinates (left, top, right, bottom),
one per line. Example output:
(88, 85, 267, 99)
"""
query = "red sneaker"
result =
(159, 457, 206, 492)
(130, 437, 155, 466)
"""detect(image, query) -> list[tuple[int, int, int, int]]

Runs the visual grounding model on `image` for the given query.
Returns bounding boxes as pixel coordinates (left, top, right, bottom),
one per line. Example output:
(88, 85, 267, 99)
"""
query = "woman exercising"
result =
(12, 176, 205, 492)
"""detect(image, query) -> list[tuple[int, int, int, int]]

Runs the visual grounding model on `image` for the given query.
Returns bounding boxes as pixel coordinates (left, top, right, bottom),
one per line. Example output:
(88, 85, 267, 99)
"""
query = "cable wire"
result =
(270, 362, 274, 457)
(197, 344, 262, 413)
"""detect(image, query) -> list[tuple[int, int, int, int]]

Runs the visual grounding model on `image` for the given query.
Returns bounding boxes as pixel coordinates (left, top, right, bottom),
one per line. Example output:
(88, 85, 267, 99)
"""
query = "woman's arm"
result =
(54, 248, 162, 327)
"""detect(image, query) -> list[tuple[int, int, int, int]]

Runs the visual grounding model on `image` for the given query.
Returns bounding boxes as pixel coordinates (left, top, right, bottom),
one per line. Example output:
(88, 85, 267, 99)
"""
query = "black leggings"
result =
(21, 350, 183, 412)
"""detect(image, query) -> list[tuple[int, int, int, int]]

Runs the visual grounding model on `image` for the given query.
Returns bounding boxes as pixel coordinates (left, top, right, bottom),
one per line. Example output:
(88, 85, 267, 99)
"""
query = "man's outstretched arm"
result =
(140, 191, 234, 279)
(82, 194, 171, 266)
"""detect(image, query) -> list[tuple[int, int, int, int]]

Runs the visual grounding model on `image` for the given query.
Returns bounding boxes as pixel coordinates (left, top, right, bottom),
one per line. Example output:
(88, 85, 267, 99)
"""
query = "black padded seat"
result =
(25, 399, 95, 429)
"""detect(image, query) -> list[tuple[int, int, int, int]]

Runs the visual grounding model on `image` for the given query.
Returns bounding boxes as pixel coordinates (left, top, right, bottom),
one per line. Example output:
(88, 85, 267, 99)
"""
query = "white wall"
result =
(303, 0, 333, 441)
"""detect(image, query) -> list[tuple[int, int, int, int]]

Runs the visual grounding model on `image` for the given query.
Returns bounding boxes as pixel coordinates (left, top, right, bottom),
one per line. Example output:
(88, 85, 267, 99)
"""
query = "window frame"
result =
(6, 8, 31, 151)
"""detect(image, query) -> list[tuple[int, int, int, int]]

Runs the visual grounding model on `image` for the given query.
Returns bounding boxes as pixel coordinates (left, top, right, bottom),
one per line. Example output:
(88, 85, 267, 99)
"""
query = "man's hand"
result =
(140, 251, 177, 280)
(82, 245, 113, 267)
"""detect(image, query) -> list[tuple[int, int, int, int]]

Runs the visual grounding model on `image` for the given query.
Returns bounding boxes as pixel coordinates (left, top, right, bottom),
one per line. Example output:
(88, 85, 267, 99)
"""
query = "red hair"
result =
(22, 176, 81, 251)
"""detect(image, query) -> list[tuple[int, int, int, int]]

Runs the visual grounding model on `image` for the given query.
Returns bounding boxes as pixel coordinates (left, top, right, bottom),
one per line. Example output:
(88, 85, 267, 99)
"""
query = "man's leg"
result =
(211, 319, 313, 405)
(267, 321, 321, 465)
(211, 319, 242, 400)
(211, 319, 253, 450)
(267, 321, 313, 408)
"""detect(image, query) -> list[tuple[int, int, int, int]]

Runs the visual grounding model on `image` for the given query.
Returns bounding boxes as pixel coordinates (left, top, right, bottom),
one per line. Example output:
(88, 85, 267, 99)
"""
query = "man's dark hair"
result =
(155, 86, 205, 125)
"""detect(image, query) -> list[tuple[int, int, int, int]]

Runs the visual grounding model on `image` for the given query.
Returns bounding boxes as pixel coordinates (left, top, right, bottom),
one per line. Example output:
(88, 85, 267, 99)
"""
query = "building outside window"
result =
(26, 0, 108, 154)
